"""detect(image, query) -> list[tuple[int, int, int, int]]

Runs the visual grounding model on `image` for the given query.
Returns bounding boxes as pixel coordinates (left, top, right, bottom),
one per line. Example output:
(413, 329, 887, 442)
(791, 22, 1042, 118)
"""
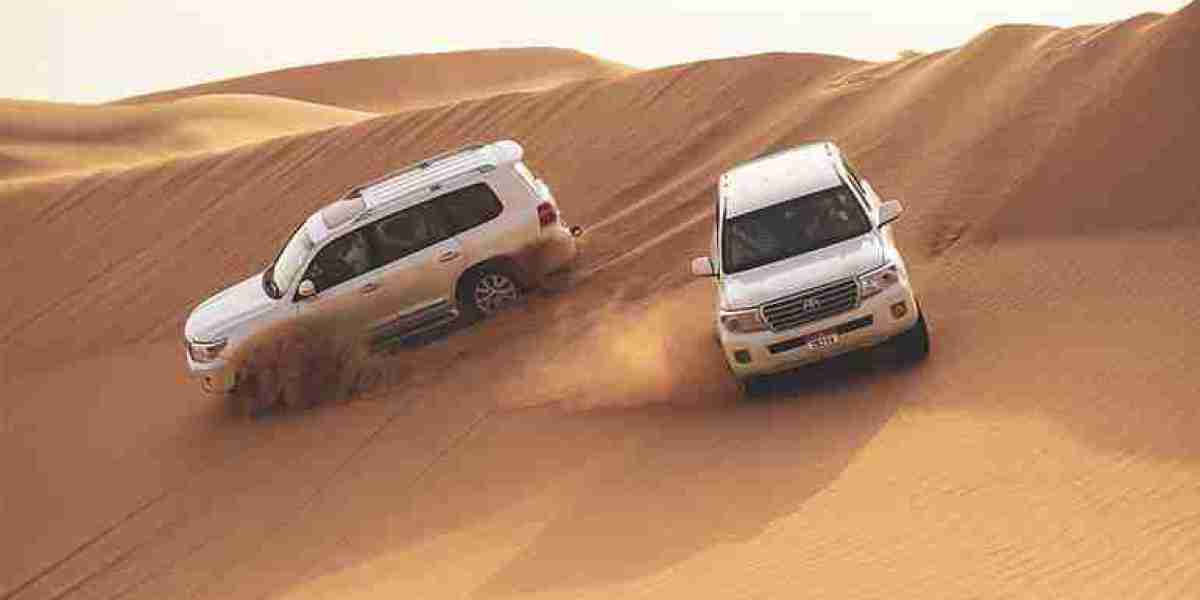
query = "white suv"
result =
(691, 141, 929, 393)
(184, 140, 581, 395)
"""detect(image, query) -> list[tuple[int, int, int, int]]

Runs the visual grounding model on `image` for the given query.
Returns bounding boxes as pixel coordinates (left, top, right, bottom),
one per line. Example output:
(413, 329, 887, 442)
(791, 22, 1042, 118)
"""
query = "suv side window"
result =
(437, 183, 503, 235)
(302, 229, 373, 293)
(367, 201, 451, 265)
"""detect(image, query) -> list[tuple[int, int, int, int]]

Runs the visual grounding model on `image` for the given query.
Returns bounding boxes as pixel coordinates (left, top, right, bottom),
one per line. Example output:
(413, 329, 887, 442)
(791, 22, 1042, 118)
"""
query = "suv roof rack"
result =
(744, 140, 832, 166)
(341, 142, 488, 200)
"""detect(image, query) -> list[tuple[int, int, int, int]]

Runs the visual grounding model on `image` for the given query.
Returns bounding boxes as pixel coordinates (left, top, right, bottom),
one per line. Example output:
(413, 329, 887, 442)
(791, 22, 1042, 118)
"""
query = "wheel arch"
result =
(454, 255, 530, 300)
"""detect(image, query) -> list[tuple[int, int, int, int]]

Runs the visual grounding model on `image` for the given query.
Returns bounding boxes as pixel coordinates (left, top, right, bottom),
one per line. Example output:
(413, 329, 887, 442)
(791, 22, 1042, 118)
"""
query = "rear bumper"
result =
(720, 283, 918, 379)
(532, 223, 580, 281)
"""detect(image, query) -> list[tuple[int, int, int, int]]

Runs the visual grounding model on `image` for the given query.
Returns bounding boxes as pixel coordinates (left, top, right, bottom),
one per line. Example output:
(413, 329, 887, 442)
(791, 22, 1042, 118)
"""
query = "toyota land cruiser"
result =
(691, 141, 929, 394)
(184, 140, 581, 395)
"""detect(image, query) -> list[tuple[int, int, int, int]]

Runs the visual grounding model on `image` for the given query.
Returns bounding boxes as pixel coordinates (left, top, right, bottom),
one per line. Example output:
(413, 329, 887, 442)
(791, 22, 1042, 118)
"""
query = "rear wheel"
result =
(892, 310, 930, 363)
(458, 267, 522, 322)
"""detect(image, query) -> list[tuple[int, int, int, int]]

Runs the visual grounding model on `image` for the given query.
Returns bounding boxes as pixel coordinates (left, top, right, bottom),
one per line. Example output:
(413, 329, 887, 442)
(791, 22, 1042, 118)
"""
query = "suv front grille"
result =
(761, 279, 859, 332)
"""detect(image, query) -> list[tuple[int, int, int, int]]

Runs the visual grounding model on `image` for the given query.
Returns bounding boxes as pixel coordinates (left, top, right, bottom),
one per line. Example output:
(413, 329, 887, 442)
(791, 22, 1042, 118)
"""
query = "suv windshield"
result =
(721, 185, 871, 274)
(267, 226, 315, 297)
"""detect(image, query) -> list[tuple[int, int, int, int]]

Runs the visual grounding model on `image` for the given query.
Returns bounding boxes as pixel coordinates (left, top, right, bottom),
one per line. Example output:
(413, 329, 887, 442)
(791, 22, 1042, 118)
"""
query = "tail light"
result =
(537, 202, 558, 226)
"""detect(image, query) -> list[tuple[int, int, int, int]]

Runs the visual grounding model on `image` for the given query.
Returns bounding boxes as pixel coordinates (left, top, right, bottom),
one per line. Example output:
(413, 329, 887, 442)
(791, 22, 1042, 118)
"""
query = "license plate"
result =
(806, 332, 839, 350)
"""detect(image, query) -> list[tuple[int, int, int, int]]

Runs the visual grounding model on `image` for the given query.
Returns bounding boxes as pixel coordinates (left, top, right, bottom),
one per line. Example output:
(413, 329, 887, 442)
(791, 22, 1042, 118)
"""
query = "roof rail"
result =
(745, 140, 831, 165)
(341, 142, 488, 199)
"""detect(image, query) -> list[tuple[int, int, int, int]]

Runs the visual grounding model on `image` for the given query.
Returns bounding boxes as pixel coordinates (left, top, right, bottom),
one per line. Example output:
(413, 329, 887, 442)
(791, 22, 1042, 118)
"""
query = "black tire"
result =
(738, 375, 768, 398)
(893, 310, 930, 363)
(226, 388, 250, 418)
(229, 369, 273, 418)
(457, 266, 522, 322)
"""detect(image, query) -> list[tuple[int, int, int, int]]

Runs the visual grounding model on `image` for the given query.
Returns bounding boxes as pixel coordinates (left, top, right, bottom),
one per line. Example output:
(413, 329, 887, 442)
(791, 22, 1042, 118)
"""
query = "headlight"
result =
(188, 338, 228, 363)
(720, 309, 768, 334)
(858, 264, 901, 299)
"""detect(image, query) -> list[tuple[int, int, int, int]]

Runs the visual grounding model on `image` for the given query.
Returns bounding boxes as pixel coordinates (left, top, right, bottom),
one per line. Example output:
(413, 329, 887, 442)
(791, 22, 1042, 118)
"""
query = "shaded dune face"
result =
(3, 6, 1200, 599)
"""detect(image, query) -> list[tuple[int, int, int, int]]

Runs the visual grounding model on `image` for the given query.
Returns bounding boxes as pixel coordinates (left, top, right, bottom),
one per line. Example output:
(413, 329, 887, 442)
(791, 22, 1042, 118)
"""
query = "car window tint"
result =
(368, 202, 450, 265)
(302, 229, 373, 293)
(721, 185, 871, 273)
(438, 183, 503, 234)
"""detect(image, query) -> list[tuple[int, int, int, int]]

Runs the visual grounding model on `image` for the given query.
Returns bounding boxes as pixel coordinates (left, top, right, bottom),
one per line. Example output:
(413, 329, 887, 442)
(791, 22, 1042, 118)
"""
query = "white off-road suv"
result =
(691, 141, 929, 393)
(184, 140, 581, 394)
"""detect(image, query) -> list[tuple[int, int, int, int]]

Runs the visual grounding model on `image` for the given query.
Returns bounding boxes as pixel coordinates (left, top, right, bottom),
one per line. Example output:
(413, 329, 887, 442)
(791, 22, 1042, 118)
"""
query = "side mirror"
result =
(878, 200, 903, 227)
(297, 279, 317, 298)
(690, 256, 716, 277)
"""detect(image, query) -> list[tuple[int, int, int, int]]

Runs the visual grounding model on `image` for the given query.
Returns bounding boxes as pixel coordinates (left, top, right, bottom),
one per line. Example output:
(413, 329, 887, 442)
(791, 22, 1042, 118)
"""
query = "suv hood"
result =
(719, 233, 885, 310)
(184, 273, 275, 341)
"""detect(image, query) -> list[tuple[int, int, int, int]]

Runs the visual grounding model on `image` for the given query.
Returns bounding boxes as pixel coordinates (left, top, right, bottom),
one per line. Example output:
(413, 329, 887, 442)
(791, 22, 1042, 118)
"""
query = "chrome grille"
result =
(761, 279, 859, 331)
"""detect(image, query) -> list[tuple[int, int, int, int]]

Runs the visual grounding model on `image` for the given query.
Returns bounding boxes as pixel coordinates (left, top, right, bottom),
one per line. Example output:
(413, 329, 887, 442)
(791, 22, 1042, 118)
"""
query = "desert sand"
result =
(3, 4, 1199, 599)
(0, 95, 373, 182)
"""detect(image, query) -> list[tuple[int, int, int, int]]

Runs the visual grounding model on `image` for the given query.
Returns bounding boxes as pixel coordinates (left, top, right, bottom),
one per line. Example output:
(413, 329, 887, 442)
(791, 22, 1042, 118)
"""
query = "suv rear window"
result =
(438, 183, 503, 234)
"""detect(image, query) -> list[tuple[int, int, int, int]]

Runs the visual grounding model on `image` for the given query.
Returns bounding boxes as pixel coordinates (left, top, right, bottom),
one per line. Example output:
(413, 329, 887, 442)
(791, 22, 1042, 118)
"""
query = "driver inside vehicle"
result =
(802, 188, 860, 242)
(371, 206, 445, 259)
(341, 232, 370, 272)
(306, 230, 372, 291)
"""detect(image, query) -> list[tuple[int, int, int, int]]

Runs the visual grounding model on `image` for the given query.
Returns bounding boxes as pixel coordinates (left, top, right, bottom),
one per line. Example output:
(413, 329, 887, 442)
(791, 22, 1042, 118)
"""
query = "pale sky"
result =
(10, 0, 1190, 103)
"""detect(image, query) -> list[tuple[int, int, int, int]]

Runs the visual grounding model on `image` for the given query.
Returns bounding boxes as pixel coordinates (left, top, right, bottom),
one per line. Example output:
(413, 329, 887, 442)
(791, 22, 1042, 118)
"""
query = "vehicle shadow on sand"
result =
(254, 347, 925, 599)
(465, 348, 925, 597)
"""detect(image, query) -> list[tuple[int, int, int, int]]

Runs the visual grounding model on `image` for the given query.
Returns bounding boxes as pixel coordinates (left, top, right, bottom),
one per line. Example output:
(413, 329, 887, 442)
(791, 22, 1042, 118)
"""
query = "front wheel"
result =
(458, 268, 522, 322)
(892, 310, 930, 363)
(736, 375, 769, 398)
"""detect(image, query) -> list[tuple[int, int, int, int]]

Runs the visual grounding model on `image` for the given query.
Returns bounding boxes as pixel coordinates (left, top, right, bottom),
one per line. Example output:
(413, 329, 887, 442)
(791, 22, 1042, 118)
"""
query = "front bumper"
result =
(185, 351, 236, 394)
(719, 283, 919, 379)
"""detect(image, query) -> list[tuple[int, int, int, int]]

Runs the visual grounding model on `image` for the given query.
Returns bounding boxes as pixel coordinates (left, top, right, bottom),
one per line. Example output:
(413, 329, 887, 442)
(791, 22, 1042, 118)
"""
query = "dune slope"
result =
(3, 5, 1200, 599)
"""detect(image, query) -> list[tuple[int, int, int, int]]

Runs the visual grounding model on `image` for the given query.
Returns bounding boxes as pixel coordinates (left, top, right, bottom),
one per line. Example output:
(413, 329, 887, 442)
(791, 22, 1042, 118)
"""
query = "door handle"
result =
(360, 282, 380, 294)
(437, 249, 461, 263)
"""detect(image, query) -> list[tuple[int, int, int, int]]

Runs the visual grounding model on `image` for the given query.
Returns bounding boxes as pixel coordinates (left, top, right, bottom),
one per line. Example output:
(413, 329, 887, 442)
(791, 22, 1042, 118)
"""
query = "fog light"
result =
(733, 350, 752, 364)
(890, 301, 908, 319)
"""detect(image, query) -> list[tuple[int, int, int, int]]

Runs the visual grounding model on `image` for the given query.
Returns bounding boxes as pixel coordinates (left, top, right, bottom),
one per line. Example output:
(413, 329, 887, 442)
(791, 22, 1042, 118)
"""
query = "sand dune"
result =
(2, 48, 628, 182)
(4, 4, 1200, 599)
(116, 47, 634, 113)
(0, 95, 372, 181)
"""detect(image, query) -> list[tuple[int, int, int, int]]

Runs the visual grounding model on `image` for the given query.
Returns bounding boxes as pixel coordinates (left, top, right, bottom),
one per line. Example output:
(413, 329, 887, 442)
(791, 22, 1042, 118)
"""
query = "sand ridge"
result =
(3, 5, 1200, 599)
(2, 48, 631, 183)
(115, 47, 635, 113)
